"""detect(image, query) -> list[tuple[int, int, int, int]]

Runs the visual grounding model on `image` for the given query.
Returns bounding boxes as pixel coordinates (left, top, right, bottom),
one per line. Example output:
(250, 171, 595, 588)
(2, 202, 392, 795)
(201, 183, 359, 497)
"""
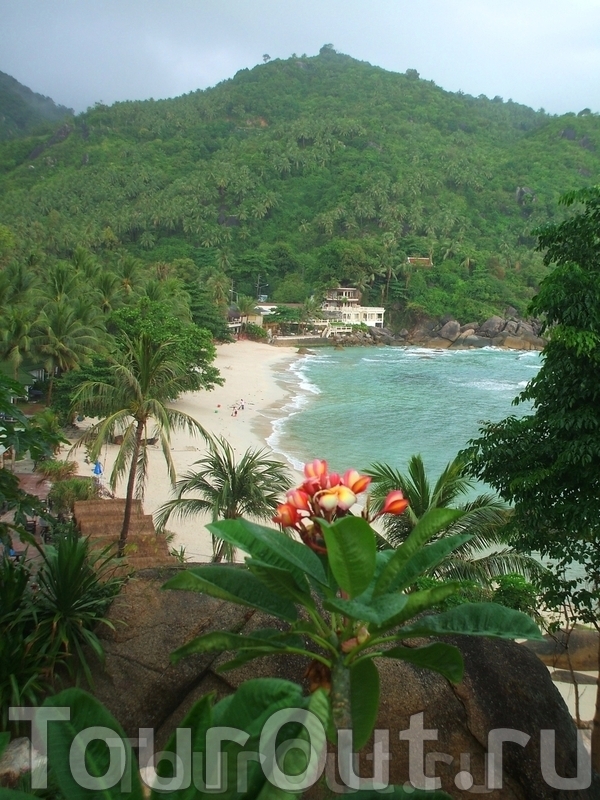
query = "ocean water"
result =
(268, 346, 542, 479)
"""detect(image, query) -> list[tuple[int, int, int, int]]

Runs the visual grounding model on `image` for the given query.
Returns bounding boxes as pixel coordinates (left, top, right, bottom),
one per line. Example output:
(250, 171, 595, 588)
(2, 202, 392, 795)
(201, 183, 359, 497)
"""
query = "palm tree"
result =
(366, 454, 543, 585)
(154, 436, 293, 562)
(73, 334, 207, 556)
(32, 301, 98, 401)
(0, 308, 34, 379)
(235, 295, 256, 333)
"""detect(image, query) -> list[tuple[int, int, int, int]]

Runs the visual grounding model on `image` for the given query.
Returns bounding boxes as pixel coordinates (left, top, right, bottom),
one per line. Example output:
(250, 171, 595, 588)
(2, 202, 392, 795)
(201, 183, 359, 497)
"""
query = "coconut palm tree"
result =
(235, 295, 256, 333)
(366, 454, 543, 585)
(154, 436, 293, 562)
(32, 301, 98, 401)
(73, 334, 207, 556)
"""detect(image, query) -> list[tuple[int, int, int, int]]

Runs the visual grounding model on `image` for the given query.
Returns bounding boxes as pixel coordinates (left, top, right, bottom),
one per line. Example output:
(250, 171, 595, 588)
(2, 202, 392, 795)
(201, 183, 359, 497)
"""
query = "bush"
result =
(244, 322, 268, 340)
(493, 573, 539, 614)
(48, 478, 99, 515)
(35, 459, 78, 482)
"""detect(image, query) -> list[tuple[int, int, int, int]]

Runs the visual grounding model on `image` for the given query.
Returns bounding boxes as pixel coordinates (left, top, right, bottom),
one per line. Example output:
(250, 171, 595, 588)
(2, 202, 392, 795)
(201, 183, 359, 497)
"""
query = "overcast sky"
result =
(2, 0, 600, 115)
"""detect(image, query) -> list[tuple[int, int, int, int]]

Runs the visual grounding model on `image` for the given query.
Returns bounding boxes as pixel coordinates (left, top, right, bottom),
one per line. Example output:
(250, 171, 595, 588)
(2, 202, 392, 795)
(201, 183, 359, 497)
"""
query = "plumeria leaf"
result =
(43, 688, 144, 800)
(373, 508, 465, 597)
(246, 559, 315, 607)
(163, 566, 298, 622)
(154, 694, 214, 799)
(396, 602, 543, 641)
(379, 642, 464, 683)
(217, 630, 306, 672)
(171, 631, 293, 664)
(321, 516, 376, 598)
(370, 583, 462, 634)
(207, 519, 327, 585)
(256, 689, 329, 800)
(386, 533, 474, 593)
(324, 593, 408, 626)
(350, 659, 380, 750)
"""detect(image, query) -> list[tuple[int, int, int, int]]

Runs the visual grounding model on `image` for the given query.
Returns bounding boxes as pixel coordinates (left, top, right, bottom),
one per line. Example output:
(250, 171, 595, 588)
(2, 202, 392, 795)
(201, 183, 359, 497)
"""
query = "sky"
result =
(1, 0, 600, 115)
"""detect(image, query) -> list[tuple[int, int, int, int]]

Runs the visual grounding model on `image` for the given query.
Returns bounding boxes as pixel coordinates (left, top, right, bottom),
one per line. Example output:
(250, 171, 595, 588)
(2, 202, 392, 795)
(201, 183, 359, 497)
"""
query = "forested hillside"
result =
(1, 46, 599, 325)
(0, 70, 73, 141)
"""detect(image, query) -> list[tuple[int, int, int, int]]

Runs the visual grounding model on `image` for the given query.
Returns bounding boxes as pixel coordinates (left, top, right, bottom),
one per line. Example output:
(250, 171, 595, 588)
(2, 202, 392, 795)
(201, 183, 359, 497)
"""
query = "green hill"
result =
(1, 47, 599, 324)
(0, 70, 73, 140)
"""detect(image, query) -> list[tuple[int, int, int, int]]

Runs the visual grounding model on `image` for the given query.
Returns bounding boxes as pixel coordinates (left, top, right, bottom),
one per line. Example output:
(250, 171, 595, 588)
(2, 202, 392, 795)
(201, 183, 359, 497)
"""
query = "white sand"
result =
(68, 340, 302, 562)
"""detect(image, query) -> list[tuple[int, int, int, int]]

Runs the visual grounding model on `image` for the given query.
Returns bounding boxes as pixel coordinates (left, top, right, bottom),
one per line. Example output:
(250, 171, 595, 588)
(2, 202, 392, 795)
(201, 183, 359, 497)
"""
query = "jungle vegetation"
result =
(0, 46, 599, 332)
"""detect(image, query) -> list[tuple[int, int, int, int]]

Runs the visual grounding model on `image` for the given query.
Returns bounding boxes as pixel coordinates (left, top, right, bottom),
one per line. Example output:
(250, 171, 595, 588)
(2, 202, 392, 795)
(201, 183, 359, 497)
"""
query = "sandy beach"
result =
(68, 340, 302, 562)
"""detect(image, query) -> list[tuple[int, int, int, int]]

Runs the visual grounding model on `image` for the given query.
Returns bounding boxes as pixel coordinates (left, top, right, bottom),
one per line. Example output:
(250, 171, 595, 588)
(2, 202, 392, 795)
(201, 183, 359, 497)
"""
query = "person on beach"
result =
(240, 399, 245, 410)
(232, 407, 238, 417)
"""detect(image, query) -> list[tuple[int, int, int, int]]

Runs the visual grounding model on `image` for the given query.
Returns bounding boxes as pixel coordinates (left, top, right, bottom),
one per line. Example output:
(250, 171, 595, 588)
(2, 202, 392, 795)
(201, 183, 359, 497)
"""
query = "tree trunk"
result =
(592, 631, 600, 773)
(118, 419, 144, 558)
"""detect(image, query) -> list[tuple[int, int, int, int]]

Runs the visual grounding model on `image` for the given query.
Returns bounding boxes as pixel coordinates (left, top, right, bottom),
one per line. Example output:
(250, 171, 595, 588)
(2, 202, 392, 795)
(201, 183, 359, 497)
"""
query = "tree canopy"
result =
(467, 186, 600, 617)
(1, 50, 600, 326)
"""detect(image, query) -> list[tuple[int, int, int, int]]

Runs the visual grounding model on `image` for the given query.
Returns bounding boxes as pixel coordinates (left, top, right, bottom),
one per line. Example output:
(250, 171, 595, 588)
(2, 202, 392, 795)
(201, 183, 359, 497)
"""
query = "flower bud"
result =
(273, 503, 300, 527)
(382, 489, 409, 516)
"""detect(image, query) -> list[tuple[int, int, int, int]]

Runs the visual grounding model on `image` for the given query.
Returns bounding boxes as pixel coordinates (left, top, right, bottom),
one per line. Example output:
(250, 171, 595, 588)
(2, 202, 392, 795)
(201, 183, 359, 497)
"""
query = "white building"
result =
(321, 288, 385, 329)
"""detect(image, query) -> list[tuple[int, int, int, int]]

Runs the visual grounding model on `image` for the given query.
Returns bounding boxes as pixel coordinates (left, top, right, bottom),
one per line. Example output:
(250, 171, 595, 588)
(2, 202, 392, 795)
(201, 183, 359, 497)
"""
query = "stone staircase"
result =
(73, 499, 176, 570)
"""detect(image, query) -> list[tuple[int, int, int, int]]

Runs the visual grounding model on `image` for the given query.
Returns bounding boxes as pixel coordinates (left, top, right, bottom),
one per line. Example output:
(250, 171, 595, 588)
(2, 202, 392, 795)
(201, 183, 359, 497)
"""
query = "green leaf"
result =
(163, 565, 298, 622)
(246, 559, 315, 607)
(389, 533, 473, 592)
(324, 593, 408, 626)
(321, 516, 376, 598)
(153, 694, 214, 800)
(171, 631, 294, 664)
(397, 602, 544, 641)
(43, 688, 144, 800)
(207, 519, 327, 585)
(374, 508, 465, 597)
(350, 659, 380, 750)
(380, 642, 464, 683)
(217, 630, 306, 672)
(255, 688, 329, 800)
(370, 583, 462, 633)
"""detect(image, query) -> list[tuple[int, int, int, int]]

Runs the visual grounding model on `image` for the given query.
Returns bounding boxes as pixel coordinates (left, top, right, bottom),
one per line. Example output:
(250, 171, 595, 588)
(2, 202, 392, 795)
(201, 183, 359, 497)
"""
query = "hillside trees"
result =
(466, 186, 600, 768)
(0, 50, 597, 324)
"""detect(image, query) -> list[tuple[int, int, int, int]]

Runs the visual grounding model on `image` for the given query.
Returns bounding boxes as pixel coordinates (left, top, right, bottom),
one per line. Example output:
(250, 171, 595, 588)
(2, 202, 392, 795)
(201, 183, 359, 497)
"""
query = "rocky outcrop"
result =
(405, 313, 545, 351)
(523, 629, 599, 671)
(85, 568, 597, 798)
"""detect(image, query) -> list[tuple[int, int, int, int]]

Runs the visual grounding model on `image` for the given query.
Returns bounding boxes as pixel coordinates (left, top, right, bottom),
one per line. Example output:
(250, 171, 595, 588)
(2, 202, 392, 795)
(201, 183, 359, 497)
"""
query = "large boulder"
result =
(523, 629, 599, 671)
(439, 320, 461, 342)
(86, 568, 597, 798)
(479, 316, 506, 337)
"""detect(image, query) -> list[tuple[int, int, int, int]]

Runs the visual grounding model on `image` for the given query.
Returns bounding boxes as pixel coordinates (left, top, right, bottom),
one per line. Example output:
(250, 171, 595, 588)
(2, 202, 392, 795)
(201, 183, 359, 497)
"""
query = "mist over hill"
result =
(0, 47, 599, 323)
(0, 70, 73, 141)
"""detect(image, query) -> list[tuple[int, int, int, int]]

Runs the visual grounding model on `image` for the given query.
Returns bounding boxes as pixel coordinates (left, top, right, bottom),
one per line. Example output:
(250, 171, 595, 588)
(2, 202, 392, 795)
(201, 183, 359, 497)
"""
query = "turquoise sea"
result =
(268, 346, 542, 479)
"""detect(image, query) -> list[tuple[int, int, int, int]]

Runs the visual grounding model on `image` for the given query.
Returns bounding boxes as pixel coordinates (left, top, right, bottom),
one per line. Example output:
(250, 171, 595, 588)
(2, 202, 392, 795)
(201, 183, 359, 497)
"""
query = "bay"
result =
(268, 345, 541, 478)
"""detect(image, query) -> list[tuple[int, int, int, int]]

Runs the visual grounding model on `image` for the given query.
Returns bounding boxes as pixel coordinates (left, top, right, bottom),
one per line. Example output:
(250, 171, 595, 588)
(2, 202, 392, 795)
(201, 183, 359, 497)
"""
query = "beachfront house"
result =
(320, 287, 385, 334)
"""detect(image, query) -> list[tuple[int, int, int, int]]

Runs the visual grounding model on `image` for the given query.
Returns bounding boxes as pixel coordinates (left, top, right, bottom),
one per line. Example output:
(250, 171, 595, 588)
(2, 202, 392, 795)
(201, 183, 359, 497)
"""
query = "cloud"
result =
(0, 0, 599, 114)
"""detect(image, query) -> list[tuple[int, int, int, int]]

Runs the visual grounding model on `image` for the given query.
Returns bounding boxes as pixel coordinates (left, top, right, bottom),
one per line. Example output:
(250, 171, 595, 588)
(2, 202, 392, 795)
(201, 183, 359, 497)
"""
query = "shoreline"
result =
(68, 340, 303, 561)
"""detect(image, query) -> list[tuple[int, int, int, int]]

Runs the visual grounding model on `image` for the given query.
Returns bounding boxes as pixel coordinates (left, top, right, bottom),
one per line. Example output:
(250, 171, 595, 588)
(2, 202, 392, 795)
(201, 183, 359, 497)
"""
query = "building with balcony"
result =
(321, 287, 385, 329)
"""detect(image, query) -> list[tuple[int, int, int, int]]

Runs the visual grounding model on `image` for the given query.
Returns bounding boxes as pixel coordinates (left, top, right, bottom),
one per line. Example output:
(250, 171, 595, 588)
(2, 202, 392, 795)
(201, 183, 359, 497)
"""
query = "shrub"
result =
(244, 322, 268, 340)
(493, 573, 539, 614)
(35, 459, 78, 482)
(48, 477, 99, 515)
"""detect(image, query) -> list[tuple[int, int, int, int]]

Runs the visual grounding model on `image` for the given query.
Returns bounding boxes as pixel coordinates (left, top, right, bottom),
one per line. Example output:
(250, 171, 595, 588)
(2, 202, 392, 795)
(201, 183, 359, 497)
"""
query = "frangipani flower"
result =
(381, 489, 409, 516)
(273, 459, 409, 554)
(342, 469, 371, 495)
